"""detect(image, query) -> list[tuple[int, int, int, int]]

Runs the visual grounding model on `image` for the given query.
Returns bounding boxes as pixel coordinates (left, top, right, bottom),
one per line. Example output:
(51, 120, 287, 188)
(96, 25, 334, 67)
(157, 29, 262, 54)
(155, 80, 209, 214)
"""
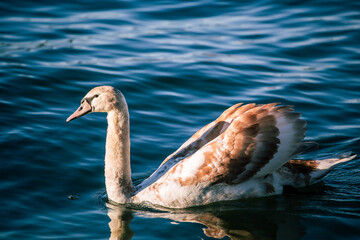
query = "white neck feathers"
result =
(104, 106, 132, 203)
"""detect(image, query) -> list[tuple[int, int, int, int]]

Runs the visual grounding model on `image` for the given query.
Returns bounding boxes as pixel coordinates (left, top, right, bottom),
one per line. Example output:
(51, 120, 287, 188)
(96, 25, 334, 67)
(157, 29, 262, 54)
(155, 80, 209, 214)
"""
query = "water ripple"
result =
(1, 0, 360, 239)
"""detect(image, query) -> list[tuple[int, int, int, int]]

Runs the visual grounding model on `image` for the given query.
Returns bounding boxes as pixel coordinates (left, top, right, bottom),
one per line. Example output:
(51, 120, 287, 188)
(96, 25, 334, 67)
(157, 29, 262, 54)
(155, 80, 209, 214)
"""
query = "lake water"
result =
(1, 0, 360, 239)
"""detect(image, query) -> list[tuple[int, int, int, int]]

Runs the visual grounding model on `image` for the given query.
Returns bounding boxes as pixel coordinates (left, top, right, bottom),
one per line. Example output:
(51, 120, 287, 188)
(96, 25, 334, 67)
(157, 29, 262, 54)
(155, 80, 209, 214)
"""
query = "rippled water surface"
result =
(1, 0, 360, 239)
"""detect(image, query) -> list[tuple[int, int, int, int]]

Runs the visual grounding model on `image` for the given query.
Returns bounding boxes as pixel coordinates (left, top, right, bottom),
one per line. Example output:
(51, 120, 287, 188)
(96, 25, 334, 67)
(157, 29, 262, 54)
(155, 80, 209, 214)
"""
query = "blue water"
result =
(1, 0, 360, 239)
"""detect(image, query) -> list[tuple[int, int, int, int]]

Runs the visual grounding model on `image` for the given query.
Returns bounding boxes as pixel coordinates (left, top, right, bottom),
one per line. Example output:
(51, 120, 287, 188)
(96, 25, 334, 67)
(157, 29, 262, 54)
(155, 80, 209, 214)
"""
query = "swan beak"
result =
(66, 100, 92, 123)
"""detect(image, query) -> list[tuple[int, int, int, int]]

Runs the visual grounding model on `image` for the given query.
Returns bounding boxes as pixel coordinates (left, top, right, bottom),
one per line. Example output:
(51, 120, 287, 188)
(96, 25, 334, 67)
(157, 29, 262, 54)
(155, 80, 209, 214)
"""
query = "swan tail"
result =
(309, 152, 357, 183)
(281, 152, 357, 187)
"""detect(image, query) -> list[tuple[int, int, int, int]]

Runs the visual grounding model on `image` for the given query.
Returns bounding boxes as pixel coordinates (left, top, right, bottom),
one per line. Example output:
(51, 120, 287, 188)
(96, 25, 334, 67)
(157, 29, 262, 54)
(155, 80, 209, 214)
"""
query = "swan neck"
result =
(105, 107, 132, 203)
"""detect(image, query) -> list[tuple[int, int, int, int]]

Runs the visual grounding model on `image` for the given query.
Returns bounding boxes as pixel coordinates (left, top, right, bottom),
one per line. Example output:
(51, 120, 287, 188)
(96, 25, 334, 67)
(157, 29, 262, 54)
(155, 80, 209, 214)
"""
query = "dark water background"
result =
(1, 0, 360, 239)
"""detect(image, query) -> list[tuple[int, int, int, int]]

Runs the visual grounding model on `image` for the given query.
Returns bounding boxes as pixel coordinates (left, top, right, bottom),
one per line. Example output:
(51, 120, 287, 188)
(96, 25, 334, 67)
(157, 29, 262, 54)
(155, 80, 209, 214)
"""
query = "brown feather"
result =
(160, 102, 306, 188)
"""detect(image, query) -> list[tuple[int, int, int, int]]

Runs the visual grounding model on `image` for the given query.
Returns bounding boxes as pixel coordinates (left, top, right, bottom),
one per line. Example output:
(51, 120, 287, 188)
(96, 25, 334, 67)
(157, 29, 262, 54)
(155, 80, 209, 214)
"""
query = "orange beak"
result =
(66, 100, 92, 123)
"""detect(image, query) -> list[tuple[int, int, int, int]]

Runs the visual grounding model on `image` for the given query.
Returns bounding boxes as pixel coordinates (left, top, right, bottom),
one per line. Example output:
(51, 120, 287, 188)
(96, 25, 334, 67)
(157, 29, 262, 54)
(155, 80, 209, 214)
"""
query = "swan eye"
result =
(94, 94, 99, 98)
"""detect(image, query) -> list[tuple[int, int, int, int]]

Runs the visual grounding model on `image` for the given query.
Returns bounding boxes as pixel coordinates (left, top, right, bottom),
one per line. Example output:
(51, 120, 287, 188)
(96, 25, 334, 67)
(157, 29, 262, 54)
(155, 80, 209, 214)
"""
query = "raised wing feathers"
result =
(159, 103, 306, 187)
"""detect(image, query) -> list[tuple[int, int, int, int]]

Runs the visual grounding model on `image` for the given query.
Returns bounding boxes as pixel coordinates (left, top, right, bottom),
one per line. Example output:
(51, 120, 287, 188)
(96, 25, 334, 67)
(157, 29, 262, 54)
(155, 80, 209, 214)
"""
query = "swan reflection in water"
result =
(106, 198, 305, 240)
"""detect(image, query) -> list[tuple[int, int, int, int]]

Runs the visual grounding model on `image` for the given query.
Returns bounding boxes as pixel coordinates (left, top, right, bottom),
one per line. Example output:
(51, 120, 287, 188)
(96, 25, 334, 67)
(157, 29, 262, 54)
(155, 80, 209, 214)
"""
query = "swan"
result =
(66, 86, 356, 208)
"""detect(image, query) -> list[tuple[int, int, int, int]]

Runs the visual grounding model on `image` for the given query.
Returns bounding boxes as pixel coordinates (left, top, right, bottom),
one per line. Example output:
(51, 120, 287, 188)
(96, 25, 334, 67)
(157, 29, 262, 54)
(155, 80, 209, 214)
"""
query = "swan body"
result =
(67, 86, 356, 208)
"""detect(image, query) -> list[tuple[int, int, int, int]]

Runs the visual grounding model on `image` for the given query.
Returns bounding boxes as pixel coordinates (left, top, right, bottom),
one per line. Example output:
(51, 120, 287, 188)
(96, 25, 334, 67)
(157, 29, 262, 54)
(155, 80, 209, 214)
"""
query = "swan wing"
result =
(159, 103, 306, 186)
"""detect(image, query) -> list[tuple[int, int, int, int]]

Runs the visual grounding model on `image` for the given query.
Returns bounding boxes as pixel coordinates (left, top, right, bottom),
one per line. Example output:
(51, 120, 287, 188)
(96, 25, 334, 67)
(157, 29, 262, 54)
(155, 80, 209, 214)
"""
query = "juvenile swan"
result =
(66, 86, 355, 208)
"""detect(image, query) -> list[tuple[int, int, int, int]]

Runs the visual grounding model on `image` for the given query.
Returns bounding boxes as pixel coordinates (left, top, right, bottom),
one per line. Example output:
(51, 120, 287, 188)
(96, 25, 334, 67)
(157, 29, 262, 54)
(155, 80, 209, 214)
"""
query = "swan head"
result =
(66, 86, 126, 123)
